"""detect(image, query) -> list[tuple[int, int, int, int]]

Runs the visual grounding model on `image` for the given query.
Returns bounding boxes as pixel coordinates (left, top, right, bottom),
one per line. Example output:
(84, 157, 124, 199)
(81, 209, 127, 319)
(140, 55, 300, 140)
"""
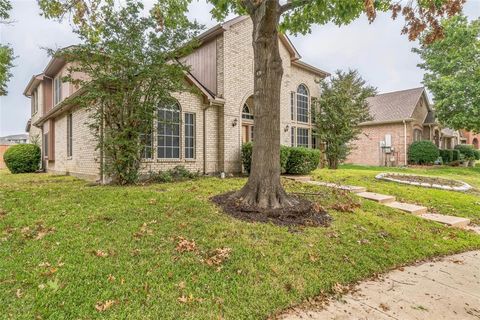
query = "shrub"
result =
(241, 143, 290, 174)
(286, 147, 321, 175)
(3, 144, 41, 174)
(439, 149, 453, 164)
(148, 166, 199, 183)
(452, 149, 461, 161)
(407, 141, 439, 165)
(474, 149, 480, 161)
(455, 144, 476, 160)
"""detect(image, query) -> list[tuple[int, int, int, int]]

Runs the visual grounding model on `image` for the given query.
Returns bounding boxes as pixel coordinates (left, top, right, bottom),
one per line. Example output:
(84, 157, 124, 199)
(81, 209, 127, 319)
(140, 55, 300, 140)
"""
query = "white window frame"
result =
(67, 113, 73, 158)
(53, 76, 62, 106)
(157, 103, 181, 160)
(296, 84, 310, 124)
(184, 112, 196, 159)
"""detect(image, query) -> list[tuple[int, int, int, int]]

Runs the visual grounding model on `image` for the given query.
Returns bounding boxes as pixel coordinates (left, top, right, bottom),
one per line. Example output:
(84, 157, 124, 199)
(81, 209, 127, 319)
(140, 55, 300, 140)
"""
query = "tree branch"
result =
(279, 0, 312, 14)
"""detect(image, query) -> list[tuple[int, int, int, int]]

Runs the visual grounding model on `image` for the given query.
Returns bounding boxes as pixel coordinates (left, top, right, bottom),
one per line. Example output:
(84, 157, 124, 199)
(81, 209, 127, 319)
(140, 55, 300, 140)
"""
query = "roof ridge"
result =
(373, 87, 424, 97)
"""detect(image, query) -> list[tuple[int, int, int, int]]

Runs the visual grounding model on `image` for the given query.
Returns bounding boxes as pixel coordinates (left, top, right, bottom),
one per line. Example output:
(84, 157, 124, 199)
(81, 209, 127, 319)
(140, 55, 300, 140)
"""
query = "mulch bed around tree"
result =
(211, 192, 332, 228)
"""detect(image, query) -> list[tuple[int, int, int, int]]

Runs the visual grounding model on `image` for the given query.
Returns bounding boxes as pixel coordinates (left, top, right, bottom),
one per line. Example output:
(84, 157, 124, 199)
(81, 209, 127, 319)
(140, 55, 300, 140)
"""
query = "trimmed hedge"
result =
(439, 149, 453, 164)
(407, 140, 439, 165)
(241, 143, 319, 175)
(455, 144, 476, 160)
(286, 147, 321, 175)
(3, 144, 41, 174)
(474, 149, 480, 161)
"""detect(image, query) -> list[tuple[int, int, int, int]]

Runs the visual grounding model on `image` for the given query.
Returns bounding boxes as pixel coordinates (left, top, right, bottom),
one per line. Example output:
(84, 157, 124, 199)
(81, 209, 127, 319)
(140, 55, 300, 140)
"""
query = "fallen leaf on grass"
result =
(16, 289, 22, 298)
(175, 237, 197, 253)
(204, 248, 232, 266)
(148, 198, 157, 205)
(21, 223, 55, 240)
(332, 282, 349, 295)
(93, 250, 109, 258)
(42, 267, 58, 277)
(95, 300, 118, 312)
(107, 274, 115, 282)
(177, 281, 186, 290)
(133, 222, 154, 239)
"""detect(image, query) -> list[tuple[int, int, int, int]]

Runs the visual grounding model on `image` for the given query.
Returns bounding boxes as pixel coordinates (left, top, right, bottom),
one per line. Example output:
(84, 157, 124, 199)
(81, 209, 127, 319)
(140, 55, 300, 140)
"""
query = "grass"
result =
(312, 165, 480, 224)
(1, 169, 479, 319)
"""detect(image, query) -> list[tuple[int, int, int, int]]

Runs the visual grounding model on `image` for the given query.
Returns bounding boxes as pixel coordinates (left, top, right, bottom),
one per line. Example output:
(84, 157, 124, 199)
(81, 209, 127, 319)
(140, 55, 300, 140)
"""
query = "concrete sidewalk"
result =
(280, 251, 480, 320)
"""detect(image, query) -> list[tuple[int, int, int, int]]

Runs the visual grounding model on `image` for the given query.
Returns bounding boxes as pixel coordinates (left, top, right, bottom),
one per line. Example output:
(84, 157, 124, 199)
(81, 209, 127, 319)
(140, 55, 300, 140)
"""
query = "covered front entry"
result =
(241, 96, 254, 144)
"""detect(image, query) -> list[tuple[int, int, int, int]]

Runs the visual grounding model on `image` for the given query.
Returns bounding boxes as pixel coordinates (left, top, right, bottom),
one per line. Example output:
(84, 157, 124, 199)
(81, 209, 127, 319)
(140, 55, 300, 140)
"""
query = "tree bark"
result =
(234, 0, 297, 209)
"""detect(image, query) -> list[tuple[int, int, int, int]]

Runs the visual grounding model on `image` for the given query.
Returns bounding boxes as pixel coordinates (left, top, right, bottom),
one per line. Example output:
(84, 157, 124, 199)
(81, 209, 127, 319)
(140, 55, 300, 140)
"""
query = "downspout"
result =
(403, 120, 407, 166)
(203, 107, 207, 175)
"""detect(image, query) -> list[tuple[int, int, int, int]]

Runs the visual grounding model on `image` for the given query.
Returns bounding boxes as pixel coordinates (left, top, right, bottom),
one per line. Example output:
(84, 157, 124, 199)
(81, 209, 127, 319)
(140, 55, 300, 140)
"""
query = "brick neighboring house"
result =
(24, 16, 329, 181)
(0, 134, 29, 169)
(346, 87, 460, 167)
(460, 130, 480, 149)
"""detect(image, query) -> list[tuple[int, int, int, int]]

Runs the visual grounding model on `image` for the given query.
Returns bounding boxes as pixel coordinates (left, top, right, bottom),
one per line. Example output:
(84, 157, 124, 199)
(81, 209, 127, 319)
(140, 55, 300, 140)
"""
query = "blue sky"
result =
(0, 0, 478, 136)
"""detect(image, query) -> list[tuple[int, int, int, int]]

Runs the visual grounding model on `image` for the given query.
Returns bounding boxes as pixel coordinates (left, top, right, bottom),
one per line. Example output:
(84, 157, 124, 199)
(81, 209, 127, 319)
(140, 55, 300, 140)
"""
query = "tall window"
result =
(297, 128, 309, 147)
(290, 91, 295, 120)
(184, 113, 195, 159)
(43, 133, 49, 158)
(296, 84, 309, 123)
(140, 125, 153, 159)
(53, 76, 62, 105)
(414, 129, 422, 142)
(242, 104, 254, 120)
(32, 90, 38, 114)
(67, 113, 73, 157)
(291, 126, 296, 147)
(157, 103, 180, 159)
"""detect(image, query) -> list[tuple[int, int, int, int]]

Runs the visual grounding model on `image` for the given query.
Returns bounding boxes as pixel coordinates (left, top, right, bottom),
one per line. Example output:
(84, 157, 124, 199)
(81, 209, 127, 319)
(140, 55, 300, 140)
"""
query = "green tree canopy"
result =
(313, 70, 376, 169)
(0, 0, 14, 95)
(414, 15, 480, 132)
(58, 0, 201, 183)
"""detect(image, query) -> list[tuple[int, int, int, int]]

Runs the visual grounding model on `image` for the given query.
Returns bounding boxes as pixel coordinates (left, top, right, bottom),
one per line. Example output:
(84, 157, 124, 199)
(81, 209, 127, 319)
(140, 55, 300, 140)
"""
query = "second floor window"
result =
(157, 103, 180, 159)
(296, 84, 309, 123)
(53, 76, 62, 106)
(242, 104, 254, 120)
(32, 90, 38, 114)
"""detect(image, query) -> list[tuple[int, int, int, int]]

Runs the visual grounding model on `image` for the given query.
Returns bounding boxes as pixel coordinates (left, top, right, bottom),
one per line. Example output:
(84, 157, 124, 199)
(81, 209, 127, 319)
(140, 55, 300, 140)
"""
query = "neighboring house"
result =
(24, 16, 329, 181)
(460, 130, 480, 149)
(346, 87, 459, 167)
(0, 134, 29, 169)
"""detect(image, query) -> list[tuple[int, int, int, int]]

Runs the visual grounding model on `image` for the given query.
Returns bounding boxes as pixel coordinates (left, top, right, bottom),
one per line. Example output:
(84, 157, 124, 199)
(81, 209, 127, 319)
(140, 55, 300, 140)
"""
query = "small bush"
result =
(408, 141, 439, 165)
(452, 149, 461, 161)
(286, 147, 321, 175)
(241, 143, 290, 174)
(149, 166, 199, 183)
(455, 144, 476, 160)
(439, 149, 453, 164)
(3, 144, 41, 174)
(474, 149, 480, 161)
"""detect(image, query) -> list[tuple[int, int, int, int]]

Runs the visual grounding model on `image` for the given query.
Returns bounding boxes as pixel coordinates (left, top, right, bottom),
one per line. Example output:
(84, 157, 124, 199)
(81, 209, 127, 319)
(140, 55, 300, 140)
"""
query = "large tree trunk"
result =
(234, 1, 297, 209)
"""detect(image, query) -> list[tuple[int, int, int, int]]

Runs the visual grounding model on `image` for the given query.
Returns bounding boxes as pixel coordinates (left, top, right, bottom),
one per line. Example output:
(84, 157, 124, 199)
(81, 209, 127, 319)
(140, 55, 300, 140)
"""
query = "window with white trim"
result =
(297, 128, 309, 148)
(43, 133, 49, 158)
(157, 103, 180, 159)
(291, 126, 296, 147)
(242, 103, 254, 120)
(53, 76, 62, 106)
(32, 90, 38, 115)
(296, 84, 309, 123)
(67, 113, 73, 157)
(184, 113, 195, 159)
(290, 91, 295, 120)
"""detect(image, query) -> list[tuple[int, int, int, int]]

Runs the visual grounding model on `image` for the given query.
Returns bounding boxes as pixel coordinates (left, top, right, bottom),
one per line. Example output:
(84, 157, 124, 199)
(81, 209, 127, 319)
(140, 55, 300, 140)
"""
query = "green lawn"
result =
(1, 169, 479, 319)
(312, 165, 480, 224)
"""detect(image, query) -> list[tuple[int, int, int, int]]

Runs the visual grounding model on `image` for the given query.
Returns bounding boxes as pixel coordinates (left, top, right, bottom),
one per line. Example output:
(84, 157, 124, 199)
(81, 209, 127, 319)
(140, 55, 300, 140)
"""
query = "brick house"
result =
(24, 16, 329, 181)
(460, 130, 480, 149)
(346, 87, 460, 166)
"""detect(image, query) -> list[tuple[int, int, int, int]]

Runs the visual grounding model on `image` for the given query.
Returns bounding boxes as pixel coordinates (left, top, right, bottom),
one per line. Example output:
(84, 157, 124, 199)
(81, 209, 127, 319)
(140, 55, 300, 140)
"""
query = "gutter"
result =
(359, 118, 415, 127)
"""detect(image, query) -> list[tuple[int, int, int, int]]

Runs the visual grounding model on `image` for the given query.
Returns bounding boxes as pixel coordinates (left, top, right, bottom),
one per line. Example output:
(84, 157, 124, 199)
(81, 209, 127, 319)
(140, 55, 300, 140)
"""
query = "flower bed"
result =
(375, 172, 472, 191)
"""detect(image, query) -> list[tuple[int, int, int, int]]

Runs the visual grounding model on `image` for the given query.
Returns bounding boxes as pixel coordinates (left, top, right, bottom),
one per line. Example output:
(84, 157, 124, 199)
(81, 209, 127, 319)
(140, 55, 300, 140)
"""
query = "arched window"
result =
(157, 102, 180, 159)
(296, 84, 309, 123)
(413, 129, 423, 142)
(473, 138, 479, 149)
(242, 103, 254, 120)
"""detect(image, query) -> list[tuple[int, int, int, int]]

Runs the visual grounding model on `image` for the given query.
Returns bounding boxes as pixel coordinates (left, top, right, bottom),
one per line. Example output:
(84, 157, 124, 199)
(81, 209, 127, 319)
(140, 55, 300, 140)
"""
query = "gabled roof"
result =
(197, 15, 328, 77)
(365, 87, 429, 123)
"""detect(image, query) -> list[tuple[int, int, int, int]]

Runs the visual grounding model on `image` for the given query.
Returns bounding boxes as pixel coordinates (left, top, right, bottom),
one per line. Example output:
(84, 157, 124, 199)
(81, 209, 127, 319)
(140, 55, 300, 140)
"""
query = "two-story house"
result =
(24, 16, 329, 181)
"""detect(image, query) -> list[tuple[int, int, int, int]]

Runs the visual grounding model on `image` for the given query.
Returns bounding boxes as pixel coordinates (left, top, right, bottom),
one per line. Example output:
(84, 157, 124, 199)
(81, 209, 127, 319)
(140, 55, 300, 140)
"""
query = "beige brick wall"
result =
(221, 18, 322, 172)
(46, 107, 100, 180)
(346, 122, 410, 166)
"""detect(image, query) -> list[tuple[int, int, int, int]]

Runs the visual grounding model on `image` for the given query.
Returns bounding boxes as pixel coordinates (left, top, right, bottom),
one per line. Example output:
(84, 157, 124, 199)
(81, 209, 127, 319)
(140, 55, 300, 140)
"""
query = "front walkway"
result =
(280, 251, 480, 320)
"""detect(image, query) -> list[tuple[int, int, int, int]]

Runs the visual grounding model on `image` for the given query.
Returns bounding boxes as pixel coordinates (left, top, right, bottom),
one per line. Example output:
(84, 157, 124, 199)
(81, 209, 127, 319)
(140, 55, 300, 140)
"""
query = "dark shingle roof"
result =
(366, 87, 426, 123)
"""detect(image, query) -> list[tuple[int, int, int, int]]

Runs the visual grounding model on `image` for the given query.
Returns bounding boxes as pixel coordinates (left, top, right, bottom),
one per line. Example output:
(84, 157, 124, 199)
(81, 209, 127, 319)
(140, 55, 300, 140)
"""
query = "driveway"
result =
(280, 251, 480, 320)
